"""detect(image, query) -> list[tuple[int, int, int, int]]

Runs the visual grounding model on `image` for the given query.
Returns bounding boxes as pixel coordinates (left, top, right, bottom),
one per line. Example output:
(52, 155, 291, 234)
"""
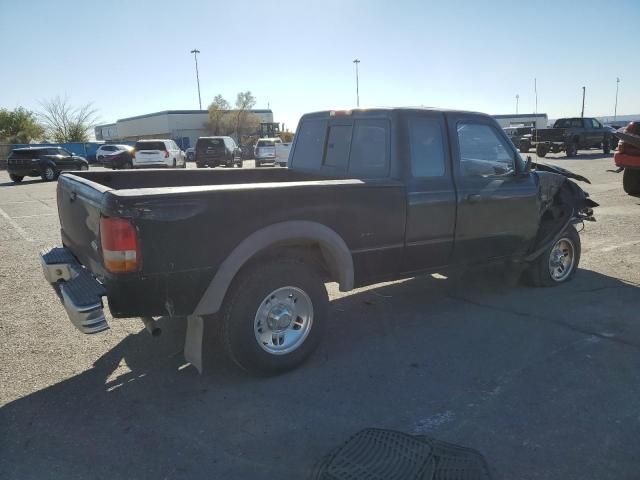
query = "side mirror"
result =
(525, 155, 533, 173)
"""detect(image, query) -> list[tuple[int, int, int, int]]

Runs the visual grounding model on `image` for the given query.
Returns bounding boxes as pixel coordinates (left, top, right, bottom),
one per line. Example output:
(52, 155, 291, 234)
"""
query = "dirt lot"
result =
(1, 154, 640, 479)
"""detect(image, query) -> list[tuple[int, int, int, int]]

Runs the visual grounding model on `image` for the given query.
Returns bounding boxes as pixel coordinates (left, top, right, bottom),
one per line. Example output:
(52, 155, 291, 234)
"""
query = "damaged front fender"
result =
(525, 163, 598, 261)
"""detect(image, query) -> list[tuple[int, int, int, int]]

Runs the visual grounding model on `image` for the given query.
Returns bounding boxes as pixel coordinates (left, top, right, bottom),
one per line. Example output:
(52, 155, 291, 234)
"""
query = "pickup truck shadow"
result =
(2, 267, 639, 479)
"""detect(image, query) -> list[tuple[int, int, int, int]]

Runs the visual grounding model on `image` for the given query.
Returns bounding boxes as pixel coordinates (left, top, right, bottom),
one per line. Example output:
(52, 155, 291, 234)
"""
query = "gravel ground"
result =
(1, 154, 640, 479)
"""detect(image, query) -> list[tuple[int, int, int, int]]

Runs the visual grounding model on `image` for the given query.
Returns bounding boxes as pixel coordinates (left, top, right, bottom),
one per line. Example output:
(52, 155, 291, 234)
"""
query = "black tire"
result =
(123, 161, 133, 170)
(623, 169, 640, 195)
(535, 144, 548, 158)
(565, 141, 578, 157)
(221, 257, 329, 375)
(172, 158, 177, 168)
(525, 224, 581, 287)
(41, 166, 57, 182)
(603, 141, 611, 155)
(196, 163, 205, 168)
(9, 174, 23, 183)
(255, 160, 261, 168)
(519, 142, 530, 153)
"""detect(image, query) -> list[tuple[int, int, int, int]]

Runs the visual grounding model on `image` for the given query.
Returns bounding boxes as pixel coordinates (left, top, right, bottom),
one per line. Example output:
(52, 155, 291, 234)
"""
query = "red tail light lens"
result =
(100, 217, 141, 272)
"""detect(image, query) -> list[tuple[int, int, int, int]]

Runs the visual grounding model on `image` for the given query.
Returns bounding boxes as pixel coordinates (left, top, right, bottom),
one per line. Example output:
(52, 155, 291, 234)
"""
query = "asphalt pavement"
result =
(1, 154, 639, 479)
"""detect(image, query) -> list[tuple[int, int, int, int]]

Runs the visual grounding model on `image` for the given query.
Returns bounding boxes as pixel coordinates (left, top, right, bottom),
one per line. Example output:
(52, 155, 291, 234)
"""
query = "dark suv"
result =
(195, 136, 242, 168)
(7, 147, 89, 183)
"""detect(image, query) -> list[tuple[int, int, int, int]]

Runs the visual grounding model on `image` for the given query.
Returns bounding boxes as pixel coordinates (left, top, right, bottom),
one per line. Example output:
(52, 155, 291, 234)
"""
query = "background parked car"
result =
(103, 146, 135, 169)
(7, 146, 89, 183)
(503, 126, 534, 153)
(195, 136, 242, 168)
(132, 139, 186, 168)
(96, 144, 131, 163)
(185, 147, 195, 162)
(254, 138, 282, 167)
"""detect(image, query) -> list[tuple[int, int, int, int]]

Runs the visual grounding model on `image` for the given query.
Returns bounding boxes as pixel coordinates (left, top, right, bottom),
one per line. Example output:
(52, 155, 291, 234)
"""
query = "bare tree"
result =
(207, 94, 230, 135)
(39, 96, 98, 143)
(234, 91, 257, 139)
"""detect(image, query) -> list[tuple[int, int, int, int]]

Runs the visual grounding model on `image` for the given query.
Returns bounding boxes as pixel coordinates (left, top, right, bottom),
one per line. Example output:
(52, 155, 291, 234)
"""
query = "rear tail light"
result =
(164, 150, 169, 158)
(100, 217, 141, 273)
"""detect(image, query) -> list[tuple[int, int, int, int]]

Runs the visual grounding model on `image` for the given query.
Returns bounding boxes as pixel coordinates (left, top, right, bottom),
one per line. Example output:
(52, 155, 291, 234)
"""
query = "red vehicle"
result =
(613, 122, 640, 195)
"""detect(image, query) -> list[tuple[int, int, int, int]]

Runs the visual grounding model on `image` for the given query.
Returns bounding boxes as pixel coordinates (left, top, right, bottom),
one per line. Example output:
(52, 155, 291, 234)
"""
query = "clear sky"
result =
(1, 0, 639, 131)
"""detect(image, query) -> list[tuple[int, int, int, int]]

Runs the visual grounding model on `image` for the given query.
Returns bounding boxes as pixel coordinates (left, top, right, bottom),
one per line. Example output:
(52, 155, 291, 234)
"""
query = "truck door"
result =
(587, 118, 604, 148)
(446, 113, 539, 263)
(403, 112, 457, 272)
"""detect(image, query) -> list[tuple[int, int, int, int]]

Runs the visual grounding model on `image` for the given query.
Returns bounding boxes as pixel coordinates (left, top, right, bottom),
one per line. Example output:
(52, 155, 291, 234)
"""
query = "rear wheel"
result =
(535, 144, 548, 157)
(519, 142, 530, 153)
(623, 169, 640, 195)
(603, 141, 611, 154)
(123, 161, 133, 170)
(525, 225, 580, 287)
(221, 258, 328, 375)
(42, 166, 57, 182)
(9, 174, 23, 183)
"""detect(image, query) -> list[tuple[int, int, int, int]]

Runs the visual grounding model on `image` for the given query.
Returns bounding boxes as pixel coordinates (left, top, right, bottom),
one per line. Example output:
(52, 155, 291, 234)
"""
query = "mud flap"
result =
(184, 314, 204, 374)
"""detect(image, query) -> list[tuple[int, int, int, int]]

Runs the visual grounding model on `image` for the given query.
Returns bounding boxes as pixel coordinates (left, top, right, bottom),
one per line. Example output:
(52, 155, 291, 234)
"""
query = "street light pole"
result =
(614, 77, 620, 122)
(581, 86, 586, 118)
(353, 59, 360, 107)
(515, 94, 519, 115)
(190, 49, 202, 110)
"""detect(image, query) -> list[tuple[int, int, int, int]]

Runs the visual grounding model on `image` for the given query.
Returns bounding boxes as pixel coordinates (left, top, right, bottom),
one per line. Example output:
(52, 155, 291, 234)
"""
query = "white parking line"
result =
(11, 213, 56, 219)
(0, 206, 33, 242)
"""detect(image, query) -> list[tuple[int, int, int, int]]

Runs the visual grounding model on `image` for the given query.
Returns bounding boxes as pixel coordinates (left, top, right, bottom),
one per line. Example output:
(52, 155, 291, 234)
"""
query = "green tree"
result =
(207, 94, 231, 135)
(39, 96, 98, 142)
(0, 107, 44, 143)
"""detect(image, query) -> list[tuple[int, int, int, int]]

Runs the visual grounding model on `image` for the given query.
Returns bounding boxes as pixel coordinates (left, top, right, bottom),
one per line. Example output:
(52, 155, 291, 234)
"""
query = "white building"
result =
(492, 113, 548, 129)
(95, 109, 274, 148)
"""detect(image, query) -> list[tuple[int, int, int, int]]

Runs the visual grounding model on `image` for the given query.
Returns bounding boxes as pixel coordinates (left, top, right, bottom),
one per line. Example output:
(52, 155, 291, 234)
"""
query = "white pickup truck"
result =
(254, 137, 292, 167)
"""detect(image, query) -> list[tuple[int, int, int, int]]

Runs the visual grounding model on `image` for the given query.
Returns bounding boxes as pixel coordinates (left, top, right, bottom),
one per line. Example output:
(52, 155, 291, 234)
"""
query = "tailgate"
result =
(57, 174, 109, 274)
(135, 150, 164, 163)
(535, 128, 566, 142)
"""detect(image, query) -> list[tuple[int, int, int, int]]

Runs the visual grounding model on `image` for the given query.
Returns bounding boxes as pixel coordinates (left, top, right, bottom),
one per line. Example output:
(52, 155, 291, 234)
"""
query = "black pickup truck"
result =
(531, 117, 614, 157)
(41, 108, 597, 375)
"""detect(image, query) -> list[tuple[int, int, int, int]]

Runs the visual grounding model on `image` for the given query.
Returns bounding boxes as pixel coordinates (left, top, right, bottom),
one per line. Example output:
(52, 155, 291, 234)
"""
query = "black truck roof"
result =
(301, 107, 491, 119)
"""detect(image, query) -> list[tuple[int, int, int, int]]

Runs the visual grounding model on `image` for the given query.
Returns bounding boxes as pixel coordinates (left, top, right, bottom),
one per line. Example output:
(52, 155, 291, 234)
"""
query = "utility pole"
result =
(614, 77, 620, 122)
(534, 78, 538, 115)
(581, 86, 586, 118)
(515, 94, 519, 115)
(353, 59, 360, 107)
(190, 49, 202, 110)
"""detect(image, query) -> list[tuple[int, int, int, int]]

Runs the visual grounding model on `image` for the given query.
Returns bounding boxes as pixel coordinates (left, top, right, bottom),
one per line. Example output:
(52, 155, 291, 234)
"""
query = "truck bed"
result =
(532, 128, 567, 143)
(57, 168, 406, 317)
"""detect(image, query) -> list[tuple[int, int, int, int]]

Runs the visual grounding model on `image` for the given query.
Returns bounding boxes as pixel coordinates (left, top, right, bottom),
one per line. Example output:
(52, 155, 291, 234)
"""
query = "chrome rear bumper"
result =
(40, 247, 109, 334)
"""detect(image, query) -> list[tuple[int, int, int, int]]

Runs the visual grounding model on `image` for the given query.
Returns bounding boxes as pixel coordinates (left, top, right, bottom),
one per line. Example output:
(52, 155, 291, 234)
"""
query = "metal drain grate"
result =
(311, 429, 491, 480)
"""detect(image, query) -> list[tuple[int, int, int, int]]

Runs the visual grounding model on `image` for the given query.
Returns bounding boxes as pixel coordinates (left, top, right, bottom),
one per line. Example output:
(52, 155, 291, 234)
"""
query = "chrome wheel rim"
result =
(254, 286, 313, 355)
(548, 237, 575, 282)
(45, 167, 55, 180)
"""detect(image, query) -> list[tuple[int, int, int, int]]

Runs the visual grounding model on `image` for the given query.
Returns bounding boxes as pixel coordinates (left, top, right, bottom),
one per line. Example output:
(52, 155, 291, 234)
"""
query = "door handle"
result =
(466, 194, 481, 203)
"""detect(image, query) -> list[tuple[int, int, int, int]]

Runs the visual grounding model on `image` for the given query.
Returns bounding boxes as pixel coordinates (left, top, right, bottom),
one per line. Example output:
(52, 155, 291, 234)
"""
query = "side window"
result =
(457, 122, 515, 178)
(291, 119, 327, 170)
(47, 148, 60, 156)
(591, 119, 602, 129)
(348, 119, 388, 177)
(570, 119, 583, 128)
(409, 117, 445, 177)
(323, 124, 352, 169)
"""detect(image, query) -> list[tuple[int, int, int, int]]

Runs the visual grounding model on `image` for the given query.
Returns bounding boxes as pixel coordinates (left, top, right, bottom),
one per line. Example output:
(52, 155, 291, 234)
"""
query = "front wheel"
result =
(525, 225, 581, 287)
(535, 144, 548, 157)
(9, 174, 23, 183)
(566, 141, 578, 157)
(623, 169, 640, 195)
(221, 258, 328, 375)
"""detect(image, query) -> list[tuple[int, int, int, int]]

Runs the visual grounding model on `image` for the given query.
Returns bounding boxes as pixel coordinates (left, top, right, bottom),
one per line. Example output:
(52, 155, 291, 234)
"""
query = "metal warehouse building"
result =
(95, 109, 274, 149)
(492, 113, 548, 129)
